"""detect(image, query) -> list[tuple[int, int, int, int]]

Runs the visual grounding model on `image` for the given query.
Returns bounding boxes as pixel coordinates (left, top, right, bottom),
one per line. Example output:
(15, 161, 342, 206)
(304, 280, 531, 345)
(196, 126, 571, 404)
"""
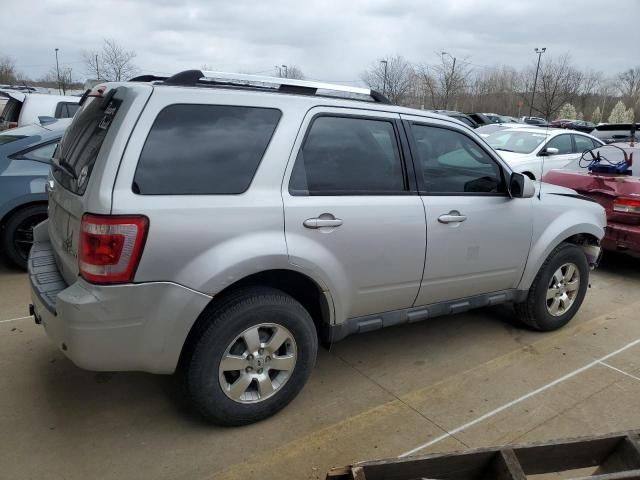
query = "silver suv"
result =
(28, 71, 605, 425)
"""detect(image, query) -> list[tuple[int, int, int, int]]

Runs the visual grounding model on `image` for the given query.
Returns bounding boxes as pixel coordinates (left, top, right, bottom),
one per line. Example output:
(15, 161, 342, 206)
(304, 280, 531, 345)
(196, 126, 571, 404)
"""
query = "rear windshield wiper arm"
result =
(53, 157, 78, 180)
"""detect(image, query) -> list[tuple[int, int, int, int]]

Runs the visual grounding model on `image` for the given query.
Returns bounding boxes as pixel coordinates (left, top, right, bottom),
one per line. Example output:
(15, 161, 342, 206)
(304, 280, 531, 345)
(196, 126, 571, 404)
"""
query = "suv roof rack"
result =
(160, 69, 390, 104)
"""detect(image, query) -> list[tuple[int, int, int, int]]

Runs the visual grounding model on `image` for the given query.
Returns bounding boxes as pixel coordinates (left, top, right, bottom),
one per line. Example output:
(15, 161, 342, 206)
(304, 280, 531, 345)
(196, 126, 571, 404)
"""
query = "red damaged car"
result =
(543, 140, 640, 257)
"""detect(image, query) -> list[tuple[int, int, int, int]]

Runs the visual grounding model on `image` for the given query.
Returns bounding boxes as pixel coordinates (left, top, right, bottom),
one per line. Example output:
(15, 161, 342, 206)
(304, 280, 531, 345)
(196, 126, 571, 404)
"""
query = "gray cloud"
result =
(4, 0, 639, 84)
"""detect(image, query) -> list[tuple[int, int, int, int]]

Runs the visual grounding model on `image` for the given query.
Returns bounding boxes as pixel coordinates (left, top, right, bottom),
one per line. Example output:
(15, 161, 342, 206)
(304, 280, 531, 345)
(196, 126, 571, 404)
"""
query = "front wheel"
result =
(515, 243, 589, 331)
(181, 287, 318, 426)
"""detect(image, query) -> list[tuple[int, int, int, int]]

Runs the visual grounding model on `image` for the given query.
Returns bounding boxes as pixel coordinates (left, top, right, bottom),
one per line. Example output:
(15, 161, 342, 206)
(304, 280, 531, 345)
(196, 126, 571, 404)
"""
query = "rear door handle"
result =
(303, 217, 343, 229)
(438, 212, 467, 224)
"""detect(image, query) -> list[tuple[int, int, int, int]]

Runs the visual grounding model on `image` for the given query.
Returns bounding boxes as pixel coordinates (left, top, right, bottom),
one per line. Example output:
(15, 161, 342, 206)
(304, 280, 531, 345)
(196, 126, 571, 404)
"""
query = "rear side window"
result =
(289, 116, 405, 195)
(53, 95, 122, 194)
(55, 102, 80, 119)
(133, 104, 281, 195)
(573, 135, 597, 153)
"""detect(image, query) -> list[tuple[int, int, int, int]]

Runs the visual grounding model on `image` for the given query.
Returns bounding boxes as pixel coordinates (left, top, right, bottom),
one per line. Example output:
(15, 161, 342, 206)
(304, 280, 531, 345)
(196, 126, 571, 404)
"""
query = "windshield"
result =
(485, 130, 548, 154)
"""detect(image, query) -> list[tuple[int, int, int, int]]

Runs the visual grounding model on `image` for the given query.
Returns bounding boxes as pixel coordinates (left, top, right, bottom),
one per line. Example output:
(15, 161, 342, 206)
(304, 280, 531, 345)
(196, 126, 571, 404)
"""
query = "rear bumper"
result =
(601, 222, 640, 257)
(29, 230, 212, 374)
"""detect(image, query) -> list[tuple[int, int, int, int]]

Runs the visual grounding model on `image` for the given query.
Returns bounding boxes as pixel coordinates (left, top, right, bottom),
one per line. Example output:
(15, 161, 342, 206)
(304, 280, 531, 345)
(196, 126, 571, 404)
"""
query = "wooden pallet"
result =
(326, 430, 640, 480)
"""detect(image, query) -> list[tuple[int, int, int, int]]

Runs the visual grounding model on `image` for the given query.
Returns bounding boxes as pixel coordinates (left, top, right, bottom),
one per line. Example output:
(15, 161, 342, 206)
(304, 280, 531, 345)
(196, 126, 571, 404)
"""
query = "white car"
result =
(485, 127, 604, 180)
(0, 91, 80, 130)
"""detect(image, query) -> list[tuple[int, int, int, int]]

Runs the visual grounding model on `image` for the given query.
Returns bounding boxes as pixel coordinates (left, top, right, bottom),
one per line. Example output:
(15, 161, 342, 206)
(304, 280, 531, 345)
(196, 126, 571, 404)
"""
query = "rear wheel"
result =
(181, 287, 318, 425)
(1, 204, 48, 270)
(515, 243, 589, 331)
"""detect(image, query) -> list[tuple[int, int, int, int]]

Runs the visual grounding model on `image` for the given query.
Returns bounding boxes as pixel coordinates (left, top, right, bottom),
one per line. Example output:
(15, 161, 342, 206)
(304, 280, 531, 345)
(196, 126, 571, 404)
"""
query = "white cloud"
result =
(4, 0, 639, 83)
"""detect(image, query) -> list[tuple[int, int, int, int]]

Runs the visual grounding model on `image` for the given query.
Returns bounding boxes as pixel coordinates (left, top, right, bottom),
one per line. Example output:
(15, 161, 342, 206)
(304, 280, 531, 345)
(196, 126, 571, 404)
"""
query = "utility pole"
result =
(54, 48, 61, 95)
(441, 52, 456, 110)
(380, 59, 388, 96)
(529, 47, 546, 117)
(96, 54, 100, 80)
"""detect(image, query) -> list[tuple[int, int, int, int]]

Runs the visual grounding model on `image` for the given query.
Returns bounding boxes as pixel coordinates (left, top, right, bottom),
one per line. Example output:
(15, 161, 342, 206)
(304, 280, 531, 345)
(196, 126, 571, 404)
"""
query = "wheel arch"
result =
(518, 220, 603, 290)
(178, 269, 334, 369)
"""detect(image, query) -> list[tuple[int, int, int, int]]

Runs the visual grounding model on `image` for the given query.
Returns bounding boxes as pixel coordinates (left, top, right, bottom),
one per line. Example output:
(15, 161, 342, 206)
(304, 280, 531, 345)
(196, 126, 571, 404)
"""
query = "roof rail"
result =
(161, 69, 390, 104)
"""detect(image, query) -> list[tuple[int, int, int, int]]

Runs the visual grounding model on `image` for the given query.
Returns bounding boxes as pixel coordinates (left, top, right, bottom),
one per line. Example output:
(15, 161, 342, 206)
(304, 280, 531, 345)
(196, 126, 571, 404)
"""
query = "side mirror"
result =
(539, 147, 559, 156)
(509, 172, 536, 198)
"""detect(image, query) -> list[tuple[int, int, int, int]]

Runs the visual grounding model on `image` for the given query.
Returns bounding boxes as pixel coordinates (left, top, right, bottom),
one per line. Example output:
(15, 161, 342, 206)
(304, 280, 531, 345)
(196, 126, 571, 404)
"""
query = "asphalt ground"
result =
(1, 252, 639, 479)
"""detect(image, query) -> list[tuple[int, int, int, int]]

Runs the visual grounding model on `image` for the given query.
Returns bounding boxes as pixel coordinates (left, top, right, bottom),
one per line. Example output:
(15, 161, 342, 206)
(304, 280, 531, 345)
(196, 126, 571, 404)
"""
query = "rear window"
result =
(52, 94, 122, 194)
(133, 104, 281, 195)
(55, 102, 80, 119)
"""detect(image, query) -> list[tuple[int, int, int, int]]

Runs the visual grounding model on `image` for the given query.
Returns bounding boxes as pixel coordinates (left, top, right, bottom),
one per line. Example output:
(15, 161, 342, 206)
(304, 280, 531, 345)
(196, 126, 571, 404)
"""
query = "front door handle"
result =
(303, 216, 343, 229)
(438, 211, 467, 224)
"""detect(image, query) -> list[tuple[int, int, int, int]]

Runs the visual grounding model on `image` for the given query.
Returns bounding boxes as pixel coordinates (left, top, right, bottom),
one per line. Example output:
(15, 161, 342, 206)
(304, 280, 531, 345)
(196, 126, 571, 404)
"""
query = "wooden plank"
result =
(359, 450, 497, 480)
(596, 437, 640, 473)
(479, 449, 526, 480)
(570, 469, 640, 480)
(515, 436, 623, 474)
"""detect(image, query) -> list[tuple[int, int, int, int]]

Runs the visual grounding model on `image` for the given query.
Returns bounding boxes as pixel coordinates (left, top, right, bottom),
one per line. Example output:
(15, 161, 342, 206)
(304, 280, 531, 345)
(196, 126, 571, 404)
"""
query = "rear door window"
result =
(133, 104, 281, 195)
(52, 95, 121, 194)
(54, 102, 80, 119)
(289, 115, 406, 195)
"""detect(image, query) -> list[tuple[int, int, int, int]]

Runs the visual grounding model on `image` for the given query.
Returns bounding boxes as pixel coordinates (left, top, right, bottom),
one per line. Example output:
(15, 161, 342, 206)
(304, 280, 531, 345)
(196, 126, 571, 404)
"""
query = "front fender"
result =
(518, 209, 604, 290)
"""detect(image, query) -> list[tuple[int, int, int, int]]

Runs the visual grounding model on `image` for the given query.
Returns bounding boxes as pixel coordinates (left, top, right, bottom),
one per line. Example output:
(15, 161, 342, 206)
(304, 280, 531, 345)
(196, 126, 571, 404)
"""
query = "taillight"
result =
(7, 122, 18, 129)
(79, 214, 149, 284)
(613, 197, 640, 214)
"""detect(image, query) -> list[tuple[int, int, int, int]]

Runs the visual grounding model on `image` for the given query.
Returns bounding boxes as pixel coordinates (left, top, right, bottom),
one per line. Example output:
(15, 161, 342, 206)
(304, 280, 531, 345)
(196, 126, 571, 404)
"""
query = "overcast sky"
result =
(4, 0, 639, 84)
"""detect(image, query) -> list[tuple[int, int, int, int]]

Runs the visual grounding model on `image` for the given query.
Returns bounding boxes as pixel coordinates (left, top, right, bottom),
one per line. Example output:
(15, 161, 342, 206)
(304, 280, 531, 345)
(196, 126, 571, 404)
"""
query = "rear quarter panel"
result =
(111, 87, 316, 294)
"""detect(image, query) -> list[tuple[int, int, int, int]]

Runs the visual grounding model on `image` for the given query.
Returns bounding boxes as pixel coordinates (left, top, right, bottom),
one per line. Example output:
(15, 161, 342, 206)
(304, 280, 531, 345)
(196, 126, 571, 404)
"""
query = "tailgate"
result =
(47, 84, 153, 284)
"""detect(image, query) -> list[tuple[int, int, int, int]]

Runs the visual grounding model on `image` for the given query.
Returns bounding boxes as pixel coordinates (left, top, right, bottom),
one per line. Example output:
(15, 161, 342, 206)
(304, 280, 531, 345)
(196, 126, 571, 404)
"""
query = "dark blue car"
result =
(0, 119, 70, 269)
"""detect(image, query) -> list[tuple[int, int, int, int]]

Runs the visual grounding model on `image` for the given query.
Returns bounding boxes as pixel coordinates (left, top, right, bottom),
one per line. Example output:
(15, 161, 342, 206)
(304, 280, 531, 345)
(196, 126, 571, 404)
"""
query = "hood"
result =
(539, 181, 577, 196)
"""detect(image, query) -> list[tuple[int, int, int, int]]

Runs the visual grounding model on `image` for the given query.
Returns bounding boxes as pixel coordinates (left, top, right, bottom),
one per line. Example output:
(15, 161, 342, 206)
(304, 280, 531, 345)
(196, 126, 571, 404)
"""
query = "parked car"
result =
(465, 112, 497, 126)
(544, 142, 640, 258)
(476, 122, 536, 138)
(431, 110, 479, 128)
(0, 119, 71, 268)
(521, 116, 549, 127)
(0, 91, 79, 131)
(590, 123, 640, 144)
(29, 72, 604, 425)
(485, 127, 604, 179)
(549, 118, 576, 129)
(564, 120, 596, 133)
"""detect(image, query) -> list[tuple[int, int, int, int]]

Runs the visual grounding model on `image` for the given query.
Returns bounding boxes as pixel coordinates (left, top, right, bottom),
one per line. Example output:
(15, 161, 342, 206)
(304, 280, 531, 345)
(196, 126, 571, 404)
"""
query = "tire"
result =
(515, 242, 589, 331)
(1, 204, 48, 270)
(181, 287, 318, 426)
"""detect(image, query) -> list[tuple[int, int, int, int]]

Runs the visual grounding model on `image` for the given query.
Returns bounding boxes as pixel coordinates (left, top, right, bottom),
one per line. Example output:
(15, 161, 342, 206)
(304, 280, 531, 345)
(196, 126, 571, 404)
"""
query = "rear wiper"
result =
(54, 158, 78, 180)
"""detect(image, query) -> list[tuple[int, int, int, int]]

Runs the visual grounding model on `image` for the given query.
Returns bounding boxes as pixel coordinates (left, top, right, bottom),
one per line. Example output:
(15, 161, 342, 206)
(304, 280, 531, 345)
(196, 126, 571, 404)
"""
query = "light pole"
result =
(529, 47, 546, 117)
(441, 51, 457, 110)
(380, 59, 388, 96)
(54, 48, 61, 95)
(282, 64, 288, 78)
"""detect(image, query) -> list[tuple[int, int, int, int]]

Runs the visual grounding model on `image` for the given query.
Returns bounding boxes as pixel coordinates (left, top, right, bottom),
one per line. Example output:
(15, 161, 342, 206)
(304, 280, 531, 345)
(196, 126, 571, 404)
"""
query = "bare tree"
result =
(0, 55, 17, 84)
(362, 55, 414, 105)
(39, 66, 75, 94)
(84, 39, 138, 81)
(521, 54, 583, 120)
(276, 65, 305, 80)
